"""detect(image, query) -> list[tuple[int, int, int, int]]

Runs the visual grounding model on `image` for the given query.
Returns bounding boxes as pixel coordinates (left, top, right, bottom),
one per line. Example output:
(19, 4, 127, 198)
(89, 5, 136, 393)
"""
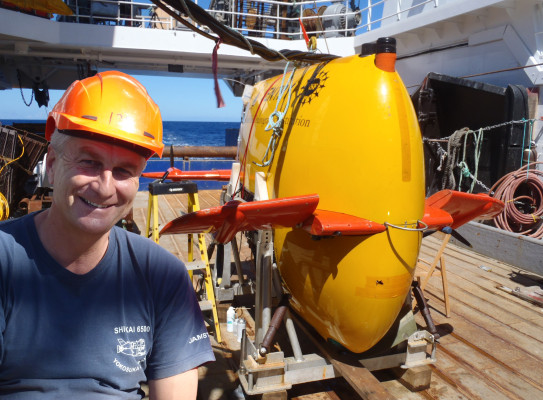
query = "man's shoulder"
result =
(0, 215, 36, 266)
(111, 225, 150, 244)
(0, 222, 17, 246)
(0, 214, 33, 246)
(111, 226, 163, 252)
(0, 213, 29, 233)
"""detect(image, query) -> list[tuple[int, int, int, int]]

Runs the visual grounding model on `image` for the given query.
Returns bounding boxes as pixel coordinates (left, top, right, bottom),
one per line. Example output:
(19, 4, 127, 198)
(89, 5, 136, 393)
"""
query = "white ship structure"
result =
(1, 0, 543, 271)
(0, 0, 541, 96)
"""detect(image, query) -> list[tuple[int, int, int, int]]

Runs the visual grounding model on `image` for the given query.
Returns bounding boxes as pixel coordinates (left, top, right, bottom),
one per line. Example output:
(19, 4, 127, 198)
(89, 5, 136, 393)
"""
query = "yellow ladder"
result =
(145, 181, 222, 343)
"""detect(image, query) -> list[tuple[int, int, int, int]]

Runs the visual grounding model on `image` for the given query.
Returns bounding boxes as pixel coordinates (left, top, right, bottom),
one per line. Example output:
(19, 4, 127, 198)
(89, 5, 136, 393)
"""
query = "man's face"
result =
(47, 135, 146, 237)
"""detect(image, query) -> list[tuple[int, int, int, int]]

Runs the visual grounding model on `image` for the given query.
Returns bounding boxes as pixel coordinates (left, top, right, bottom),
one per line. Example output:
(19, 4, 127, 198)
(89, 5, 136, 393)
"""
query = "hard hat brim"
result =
(49, 112, 164, 158)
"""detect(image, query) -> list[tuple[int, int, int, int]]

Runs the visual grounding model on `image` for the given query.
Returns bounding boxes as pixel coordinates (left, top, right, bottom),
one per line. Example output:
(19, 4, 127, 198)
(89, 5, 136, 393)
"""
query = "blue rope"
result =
(521, 118, 527, 167)
(526, 120, 534, 181)
(520, 118, 534, 181)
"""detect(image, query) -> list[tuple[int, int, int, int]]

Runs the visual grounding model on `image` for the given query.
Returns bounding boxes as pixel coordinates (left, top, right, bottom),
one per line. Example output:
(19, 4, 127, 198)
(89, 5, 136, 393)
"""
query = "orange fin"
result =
(160, 194, 319, 243)
(142, 167, 231, 181)
(422, 190, 504, 230)
(303, 210, 386, 236)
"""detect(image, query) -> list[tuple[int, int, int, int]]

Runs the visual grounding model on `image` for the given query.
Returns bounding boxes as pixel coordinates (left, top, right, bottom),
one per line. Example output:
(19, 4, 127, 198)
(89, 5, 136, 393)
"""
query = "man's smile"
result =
(80, 197, 113, 209)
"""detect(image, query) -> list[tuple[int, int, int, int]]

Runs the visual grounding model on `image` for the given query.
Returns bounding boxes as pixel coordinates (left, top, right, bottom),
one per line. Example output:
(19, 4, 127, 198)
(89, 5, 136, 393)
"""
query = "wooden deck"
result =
(132, 190, 543, 400)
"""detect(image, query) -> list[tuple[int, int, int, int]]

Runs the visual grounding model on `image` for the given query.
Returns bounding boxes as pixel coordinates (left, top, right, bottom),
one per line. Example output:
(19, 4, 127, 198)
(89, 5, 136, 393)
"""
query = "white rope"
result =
(254, 62, 297, 167)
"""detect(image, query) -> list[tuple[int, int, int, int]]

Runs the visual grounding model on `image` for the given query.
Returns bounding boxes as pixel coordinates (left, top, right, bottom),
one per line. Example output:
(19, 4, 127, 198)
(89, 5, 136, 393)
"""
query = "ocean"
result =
(1, 119, 241, 147)
(1, 119, 241, 190)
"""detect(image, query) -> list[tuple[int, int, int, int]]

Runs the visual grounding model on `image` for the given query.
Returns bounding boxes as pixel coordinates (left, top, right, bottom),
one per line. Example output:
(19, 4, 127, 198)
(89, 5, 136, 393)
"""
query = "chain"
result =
(457, 162, 492, 192)
(436, 119, 538, 141)
(17, 70, 33, 107)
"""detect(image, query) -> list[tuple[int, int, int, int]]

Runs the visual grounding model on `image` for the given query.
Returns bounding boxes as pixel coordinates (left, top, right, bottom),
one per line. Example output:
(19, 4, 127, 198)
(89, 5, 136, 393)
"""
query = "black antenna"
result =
(159, 145, 174, 182)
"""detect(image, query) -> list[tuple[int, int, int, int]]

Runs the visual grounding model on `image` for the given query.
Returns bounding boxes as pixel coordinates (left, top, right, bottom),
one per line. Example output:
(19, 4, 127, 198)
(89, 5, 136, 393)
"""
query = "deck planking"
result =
(132, 190, 543, 400)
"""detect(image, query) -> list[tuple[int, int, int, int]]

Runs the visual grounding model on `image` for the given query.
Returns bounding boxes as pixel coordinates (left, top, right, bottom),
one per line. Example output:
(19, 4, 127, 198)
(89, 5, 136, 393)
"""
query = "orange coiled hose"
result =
(490, 162, 543, 238)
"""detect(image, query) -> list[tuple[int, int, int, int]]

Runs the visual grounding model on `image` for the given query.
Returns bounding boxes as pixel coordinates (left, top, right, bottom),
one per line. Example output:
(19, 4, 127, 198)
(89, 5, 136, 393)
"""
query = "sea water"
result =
(162, 121, 240, 147)
(145, 121, 240, 190)
(1, 119, 241, 190)
(1, 119, 240, 147)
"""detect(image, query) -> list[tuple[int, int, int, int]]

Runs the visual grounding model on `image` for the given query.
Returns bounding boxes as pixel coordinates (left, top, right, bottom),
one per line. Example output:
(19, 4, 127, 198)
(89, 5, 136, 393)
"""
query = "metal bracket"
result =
(238, 330, 337, 396)
(401, 330, 437, 369)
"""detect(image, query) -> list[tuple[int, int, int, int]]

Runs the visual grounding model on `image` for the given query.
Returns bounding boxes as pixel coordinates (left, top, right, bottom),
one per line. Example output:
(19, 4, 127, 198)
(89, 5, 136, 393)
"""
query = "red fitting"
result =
(375, 52, 397, 72)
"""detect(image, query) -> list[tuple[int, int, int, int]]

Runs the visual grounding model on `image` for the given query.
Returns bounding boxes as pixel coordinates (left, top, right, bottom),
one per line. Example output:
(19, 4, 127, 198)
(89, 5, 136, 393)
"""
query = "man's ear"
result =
(45, 145, 57, 185)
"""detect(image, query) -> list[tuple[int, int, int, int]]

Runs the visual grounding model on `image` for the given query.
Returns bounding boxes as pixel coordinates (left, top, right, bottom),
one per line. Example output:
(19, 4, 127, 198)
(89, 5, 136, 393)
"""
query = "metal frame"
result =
(222, 162, 436, 396)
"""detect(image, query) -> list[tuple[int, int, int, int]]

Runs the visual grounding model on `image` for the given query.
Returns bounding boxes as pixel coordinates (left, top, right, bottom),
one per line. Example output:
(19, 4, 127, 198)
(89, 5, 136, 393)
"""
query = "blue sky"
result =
(0, 76, 243, 122)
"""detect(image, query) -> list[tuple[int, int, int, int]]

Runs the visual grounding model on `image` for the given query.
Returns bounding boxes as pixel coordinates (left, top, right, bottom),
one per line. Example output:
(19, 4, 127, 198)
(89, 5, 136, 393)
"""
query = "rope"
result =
(0, 192, 8, 221)
(0, 134, 25, 221)
(458, 128, 484, 193)
(384, 220, 428, 232)
(212, 39, 226, 108)
(426, 119, 538, 193)
(520, 119, 535, 179)
(254, 62, 297, 167)
(489, 162, 543, 239)
(441, 127, 469, 191)
(0, 135, 25, 177)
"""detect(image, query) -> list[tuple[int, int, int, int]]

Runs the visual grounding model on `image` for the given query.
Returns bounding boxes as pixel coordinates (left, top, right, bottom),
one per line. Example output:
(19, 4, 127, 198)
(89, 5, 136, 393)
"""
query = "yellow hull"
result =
(239, 54, 425, 353)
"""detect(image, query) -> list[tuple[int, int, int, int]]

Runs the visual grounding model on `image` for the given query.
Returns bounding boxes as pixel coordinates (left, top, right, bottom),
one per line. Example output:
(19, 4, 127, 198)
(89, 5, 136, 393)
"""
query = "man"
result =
(0, 71, 215, 398)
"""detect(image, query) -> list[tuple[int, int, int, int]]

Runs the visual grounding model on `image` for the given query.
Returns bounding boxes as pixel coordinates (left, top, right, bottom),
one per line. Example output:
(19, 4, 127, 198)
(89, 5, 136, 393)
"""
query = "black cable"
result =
(152, 0, 216, 40)
(150, 0, 339, 64)
(16, 70, 33, 107)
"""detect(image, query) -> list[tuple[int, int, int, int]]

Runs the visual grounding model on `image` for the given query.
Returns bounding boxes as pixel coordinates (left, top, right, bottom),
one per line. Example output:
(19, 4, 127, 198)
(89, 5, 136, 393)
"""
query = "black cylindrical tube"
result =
(259, 297, 289, 356)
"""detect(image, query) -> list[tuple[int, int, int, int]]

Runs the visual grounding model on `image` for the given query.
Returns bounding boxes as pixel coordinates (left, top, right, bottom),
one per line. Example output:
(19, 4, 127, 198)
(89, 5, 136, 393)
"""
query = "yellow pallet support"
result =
(145, 180, 222, 343)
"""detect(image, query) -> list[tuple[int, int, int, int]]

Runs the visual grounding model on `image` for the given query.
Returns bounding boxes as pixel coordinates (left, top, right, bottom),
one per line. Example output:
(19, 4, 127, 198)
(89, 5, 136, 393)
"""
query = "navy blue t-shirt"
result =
(0, 213, 214, 398)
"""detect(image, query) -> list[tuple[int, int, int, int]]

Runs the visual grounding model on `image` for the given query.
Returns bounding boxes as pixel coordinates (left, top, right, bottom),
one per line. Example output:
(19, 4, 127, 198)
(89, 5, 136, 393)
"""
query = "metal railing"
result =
(55, 0, 442, 39)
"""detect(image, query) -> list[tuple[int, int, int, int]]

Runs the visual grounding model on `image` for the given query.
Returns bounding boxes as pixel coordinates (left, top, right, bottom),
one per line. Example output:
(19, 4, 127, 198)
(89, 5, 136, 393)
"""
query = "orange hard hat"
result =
(46, 71, 164, 158)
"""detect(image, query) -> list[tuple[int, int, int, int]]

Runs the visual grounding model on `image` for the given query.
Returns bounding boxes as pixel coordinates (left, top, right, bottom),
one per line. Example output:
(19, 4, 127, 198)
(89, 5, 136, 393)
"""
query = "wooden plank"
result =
(379, 379, 428, 400)
(419, 303, 543, 387)
(418, 241, 543, 324)
(430, 360, 512, 400)
(418, 262, 543, 333)
(424, 367, 471, 400)
(262, 391, 288, 400)
(392, 366, 432, 392)
(438, 340, 543, 398)
(422, 235, 506, 268)
(422, 236, 529, 280)
(331, 359, 397, 400)
(423, 263, 543, 330)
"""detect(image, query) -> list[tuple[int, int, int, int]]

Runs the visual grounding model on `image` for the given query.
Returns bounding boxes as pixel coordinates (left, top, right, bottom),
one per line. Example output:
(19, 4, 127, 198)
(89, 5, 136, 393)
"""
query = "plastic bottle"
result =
(226, 307, 235, 333)
(237, 318, 246, 343)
